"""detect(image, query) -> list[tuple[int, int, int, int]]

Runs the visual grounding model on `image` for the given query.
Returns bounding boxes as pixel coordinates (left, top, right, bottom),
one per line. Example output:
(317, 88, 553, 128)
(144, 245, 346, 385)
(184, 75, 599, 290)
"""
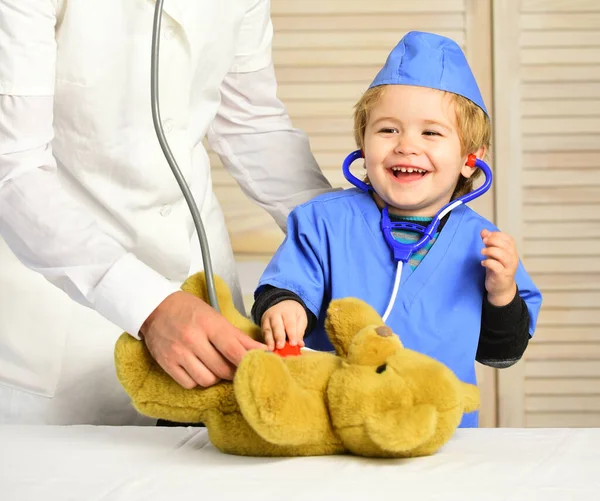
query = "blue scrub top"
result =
(256, 189, 542, 427)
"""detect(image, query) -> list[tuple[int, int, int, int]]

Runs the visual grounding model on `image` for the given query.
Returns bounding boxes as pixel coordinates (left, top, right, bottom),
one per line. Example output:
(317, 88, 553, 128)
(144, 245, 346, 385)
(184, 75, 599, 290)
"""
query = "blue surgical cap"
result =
(369, 31, 488, 117)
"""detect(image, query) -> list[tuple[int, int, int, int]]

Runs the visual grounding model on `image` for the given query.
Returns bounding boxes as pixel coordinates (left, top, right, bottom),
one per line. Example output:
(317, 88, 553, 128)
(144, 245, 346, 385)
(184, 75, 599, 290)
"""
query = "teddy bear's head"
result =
(323, 299, 480, 458)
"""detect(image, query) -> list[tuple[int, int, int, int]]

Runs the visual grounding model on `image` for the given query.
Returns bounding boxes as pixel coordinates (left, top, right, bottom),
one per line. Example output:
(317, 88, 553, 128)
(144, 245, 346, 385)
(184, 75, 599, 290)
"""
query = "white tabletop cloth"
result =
(1, 426, 598, 500)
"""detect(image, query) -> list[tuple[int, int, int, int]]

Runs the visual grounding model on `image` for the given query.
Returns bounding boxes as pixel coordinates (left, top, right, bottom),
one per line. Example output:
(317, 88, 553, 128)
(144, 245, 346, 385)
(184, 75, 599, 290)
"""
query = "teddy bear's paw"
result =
(461, 383, 480, 414)
(365, 404, 437, 455)
(114, 333, 155, 399)
(235, 351, 333, 447)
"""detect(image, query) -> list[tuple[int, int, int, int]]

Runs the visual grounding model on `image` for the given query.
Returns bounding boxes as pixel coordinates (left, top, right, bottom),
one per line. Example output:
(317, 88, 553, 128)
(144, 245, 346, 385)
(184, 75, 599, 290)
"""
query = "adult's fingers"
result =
(209, 321, 266, 366)
(160, 359, 198, 390)
(237, 330, 268, 351)
(189, 337, 235, 381)
(181, 350, 224, 386)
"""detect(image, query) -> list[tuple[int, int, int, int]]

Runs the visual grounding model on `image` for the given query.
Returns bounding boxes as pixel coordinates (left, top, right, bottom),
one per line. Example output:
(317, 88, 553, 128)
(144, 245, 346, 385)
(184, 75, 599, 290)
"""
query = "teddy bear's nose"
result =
(375, 326, 393, 337)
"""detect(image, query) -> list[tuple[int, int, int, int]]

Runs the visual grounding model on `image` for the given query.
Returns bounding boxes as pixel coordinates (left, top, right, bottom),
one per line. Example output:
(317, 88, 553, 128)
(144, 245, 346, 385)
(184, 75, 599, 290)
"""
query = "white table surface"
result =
(1, 426, 598, 500)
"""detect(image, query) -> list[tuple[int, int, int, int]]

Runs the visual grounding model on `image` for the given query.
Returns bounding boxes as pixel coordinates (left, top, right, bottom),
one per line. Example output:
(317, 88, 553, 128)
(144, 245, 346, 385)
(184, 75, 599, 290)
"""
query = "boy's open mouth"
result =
(389, 166, 428, 183)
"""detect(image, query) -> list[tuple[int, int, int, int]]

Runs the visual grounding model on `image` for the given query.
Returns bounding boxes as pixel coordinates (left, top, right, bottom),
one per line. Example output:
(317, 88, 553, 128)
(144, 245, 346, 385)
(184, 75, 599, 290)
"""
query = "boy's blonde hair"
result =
(353, 85, 491, 199)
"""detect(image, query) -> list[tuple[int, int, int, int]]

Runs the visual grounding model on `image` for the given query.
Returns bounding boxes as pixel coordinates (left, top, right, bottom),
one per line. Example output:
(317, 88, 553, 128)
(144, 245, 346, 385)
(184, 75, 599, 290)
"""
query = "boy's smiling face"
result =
(363, 85, 482, 217)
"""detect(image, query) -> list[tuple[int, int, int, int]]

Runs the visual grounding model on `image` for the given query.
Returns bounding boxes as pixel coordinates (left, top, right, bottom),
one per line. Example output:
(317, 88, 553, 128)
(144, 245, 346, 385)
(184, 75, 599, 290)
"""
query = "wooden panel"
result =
(521, 0, 600, 12)
(272, 13, 464, 31)
(532, 273, 600, 291)
(522, 134, 600, 152)
(271, 0, 466, 15)
(493, 0, 527, 428)
(522, 64, 600, 83)
(522, 99, 600, 117)
(526, 412, 600, 428)
(527, 343, 600, 360)
(526, 378, 600, 394)
(525, 239, 600, 256)
(525, 360, 600, 378)
(521, 30, 600, 47)
(522, 48, 600, 65)
(532, 291, 600, 308)
(282, 100, 354, 117)
(524, 206, 600, 222)
(526, 257, 600, 274)
(275, 31, 465, 49)
(231, 232, 285, 255)
(522, 169, 600, 186)
(521, 12, 600, 29)
(536, 308, 600, 326)
(276, 83, 364, 101)
(522, 117, 600, 135)
(522, 83, 600, 99)
(523, 151, 600, 169)
(306, 135, 361, 152)
(516, 0, 600, 432)
(524, 186, 600, 204)
(273, 49, 396, 67)
(523, 221, 600, 239)
(533, 326, 600, 343)
(526, 396, 600, 412)
(276, 66, 379, 84)
(291, 117, 353, 135)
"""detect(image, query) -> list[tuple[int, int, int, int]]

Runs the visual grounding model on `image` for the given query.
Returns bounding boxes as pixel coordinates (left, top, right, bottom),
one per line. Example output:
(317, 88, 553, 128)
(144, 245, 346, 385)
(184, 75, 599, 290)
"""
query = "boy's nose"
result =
(394, 134, 420, 156)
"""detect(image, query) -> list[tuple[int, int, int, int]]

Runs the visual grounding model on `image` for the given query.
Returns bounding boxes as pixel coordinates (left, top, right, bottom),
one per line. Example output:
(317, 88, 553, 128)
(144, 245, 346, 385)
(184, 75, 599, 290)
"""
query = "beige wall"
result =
(212, 0, 600, 428)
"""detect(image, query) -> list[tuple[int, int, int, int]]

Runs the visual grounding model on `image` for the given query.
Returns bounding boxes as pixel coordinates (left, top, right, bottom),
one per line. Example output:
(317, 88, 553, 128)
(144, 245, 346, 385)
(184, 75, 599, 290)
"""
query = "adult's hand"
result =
(140, 291, 266, 389)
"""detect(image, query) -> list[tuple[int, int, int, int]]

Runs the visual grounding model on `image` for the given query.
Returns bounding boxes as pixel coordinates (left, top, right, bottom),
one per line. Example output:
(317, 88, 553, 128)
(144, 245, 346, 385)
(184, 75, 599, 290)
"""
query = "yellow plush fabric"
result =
(114, 272, 479, 458)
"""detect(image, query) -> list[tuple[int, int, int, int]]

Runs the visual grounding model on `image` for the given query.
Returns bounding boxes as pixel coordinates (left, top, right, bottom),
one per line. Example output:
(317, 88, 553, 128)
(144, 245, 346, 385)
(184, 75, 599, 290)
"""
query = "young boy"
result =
(251, 31, 542, 427)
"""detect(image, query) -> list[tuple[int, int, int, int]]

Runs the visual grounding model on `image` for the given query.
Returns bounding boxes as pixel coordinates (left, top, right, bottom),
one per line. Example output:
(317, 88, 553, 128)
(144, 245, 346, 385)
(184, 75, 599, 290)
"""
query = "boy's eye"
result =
(423, 130, 442, 136)
(379, 128, 398, 134)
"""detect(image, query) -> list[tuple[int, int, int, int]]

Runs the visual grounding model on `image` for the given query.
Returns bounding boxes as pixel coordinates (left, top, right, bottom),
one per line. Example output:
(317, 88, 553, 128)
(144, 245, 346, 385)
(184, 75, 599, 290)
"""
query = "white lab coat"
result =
(0, 0, 332, 424)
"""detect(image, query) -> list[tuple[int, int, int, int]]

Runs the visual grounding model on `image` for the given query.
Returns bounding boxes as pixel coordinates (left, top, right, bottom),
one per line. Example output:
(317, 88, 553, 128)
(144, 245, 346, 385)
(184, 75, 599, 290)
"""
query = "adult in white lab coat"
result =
(0, 0, 332, 425)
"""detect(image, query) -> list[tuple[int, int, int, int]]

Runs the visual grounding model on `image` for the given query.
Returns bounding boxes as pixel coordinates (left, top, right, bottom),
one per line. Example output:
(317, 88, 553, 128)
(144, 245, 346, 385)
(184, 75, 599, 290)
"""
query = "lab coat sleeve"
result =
(206, 0, 336, 232)
(0, 2, 179, 339)
(255, 206, 327, 319)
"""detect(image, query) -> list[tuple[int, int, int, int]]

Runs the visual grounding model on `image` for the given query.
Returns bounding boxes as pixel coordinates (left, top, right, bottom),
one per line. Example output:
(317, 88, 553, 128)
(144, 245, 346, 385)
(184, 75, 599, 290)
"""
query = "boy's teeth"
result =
(392, 167, 425, 173)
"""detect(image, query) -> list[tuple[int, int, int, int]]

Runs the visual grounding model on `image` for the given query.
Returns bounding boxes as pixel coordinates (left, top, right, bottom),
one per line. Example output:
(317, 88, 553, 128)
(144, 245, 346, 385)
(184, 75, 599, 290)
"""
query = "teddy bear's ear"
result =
(461, 383, 481, 414)
(181, 272, 262, 341)
(324, 298, 385, 357)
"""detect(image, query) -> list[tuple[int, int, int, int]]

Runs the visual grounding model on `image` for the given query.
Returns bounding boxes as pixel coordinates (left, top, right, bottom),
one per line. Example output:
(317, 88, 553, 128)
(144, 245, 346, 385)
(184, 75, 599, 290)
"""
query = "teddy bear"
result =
(114, 272, 479, 458)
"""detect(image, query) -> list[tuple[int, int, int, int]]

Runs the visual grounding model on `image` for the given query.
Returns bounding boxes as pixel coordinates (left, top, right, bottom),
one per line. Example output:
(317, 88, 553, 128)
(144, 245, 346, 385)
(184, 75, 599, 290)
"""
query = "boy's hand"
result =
(480, 229, 519, 307)
(261, 300, 308, 351)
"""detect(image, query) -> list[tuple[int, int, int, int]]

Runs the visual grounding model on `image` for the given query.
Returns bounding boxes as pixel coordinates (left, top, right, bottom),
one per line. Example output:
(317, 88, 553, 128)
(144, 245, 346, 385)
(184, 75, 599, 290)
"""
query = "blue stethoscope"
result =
(342, 149, 493, 320)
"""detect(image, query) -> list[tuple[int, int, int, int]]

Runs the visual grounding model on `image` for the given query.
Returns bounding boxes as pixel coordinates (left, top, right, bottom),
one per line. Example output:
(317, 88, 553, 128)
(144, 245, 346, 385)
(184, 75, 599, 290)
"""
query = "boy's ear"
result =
(461, 146, 487, 179)
(475, 145, 487, 160)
